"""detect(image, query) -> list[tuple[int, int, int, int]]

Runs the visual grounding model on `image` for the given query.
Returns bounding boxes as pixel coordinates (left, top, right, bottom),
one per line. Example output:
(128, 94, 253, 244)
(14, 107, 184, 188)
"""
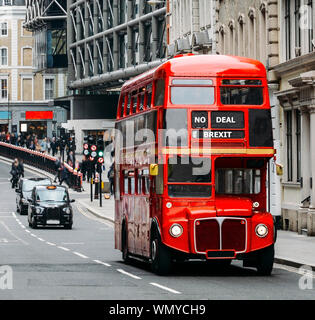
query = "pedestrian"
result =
(53, 156, 62, 183)
(67, 150, 75, 168)
(40, 137, 47, 153)
(10, 158, 19, 188)
(47, 137, 51, 154)
(17, 158, 24, 178)
(51, 137, 57, 156)
(107, 163, 114, 195)
(81, 155, 88, 181)
(59, 163, 70, 187)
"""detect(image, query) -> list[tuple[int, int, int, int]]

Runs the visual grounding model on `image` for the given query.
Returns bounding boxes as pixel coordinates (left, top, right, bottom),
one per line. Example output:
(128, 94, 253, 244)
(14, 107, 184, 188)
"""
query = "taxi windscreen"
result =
(23, 179, 51, 192)
(35, 188, 68, 202)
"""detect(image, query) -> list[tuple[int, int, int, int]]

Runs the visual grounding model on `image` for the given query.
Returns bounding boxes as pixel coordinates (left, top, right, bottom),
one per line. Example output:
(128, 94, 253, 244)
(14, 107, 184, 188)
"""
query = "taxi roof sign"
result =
(47, 185, 57, 190)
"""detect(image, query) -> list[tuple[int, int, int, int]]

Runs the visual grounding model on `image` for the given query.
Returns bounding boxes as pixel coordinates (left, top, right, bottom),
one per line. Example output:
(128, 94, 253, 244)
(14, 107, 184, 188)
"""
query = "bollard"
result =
(94, 173, 99, 199)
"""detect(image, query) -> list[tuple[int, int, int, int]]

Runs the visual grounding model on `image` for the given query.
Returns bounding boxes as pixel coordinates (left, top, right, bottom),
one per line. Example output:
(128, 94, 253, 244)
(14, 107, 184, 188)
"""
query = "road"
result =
(0, 160, 314, 300)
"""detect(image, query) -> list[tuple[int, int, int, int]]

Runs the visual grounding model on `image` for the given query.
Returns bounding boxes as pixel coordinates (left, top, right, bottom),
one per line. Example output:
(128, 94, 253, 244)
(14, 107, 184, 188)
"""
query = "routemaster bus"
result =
(114, 54, 276, 275)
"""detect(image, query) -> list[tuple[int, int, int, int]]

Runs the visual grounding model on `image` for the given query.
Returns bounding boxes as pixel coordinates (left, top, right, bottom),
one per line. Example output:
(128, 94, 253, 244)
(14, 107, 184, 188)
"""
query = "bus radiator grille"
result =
(221, 219, 246, 252)
(195, 219, 220, 252)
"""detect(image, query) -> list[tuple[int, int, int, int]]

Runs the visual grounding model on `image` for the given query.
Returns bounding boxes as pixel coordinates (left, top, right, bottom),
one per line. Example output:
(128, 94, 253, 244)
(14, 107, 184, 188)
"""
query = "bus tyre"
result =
(121, 224, 130, 264)
(151, 232, 172, 276)
(256, 244, 274, 276)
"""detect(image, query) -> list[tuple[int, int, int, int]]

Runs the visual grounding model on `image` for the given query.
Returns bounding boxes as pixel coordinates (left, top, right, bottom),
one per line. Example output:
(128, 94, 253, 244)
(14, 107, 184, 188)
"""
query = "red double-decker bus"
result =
(114, 54, 275, 275)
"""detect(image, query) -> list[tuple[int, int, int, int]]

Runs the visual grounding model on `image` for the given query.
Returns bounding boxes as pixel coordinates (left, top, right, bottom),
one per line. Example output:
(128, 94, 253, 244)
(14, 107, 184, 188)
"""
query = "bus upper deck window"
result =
(171, 79, 214, 105)
(220, 79, 264, 105)
(163, 109, 188, 146)
(154, 79, 165, 106)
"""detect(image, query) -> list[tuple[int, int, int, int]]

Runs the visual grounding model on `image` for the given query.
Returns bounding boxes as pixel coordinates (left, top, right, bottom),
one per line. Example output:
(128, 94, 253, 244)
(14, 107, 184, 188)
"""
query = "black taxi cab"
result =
(27, 185, 75, 229)
(16, 177, 51, 215)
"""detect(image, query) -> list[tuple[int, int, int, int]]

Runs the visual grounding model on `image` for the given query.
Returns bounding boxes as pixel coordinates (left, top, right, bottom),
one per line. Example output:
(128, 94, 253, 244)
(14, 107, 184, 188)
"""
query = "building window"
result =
(0, 79, 7, 100)
(0, 48, 8, 66)
(286, 110, 293, 181)
(296, 109, 301, 182)
(285, 0, 291, 60)
(0, 22, 7, 36)
(307, 0, 313, 52)
(44, 78, 54, 100)
(295, 0, 301, 50)
(3, 0, 12, 5)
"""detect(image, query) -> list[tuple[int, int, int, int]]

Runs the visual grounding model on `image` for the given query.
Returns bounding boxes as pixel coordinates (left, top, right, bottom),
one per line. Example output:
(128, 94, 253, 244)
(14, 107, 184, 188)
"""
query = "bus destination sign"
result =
(192, 130, 245, 139)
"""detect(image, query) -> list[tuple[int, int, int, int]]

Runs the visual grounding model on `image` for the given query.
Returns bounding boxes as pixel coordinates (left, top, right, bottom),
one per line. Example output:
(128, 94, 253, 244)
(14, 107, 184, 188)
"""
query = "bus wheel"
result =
(150, 233, 172, 275)
(256, 244, 274, 276)
(121, 224, 130, 264)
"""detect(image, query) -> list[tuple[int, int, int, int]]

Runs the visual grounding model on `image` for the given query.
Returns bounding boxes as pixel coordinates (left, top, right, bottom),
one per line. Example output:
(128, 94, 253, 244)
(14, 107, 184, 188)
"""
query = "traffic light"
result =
(97, 137, 104, 164)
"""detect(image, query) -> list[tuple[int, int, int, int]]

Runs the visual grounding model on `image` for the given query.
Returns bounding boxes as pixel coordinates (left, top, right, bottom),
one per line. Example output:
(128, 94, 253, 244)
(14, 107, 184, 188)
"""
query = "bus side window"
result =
(146, 84, 152, 109)
(139, 93, 145, 111)
(155, 164, 164, 195)
(126, 94, 131, 116)
(154, 79, 165, 106)
(124, 172, 129, 195)
(145, 176, 150, 195)
(137, 170, 142, 194)
(120, 94, 125, 118)
(130, 176, 135, 194)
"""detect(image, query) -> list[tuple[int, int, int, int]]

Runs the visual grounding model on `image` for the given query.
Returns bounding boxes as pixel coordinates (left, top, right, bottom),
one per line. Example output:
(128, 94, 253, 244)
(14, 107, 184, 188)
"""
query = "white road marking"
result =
(73, 251, 89, 259)
(25, 230, 30, 233)
(93, 259, 111, 267)
(37, 237, 45, 242)
(0, 220, 28, 245)
(46, 242, 56, 246)
(117, 269, 142, 280)
(58, 246, 70, 252)
(150, 282, 181, 294)
(30, 234, 37, 237)
(274, 263, 315, 279)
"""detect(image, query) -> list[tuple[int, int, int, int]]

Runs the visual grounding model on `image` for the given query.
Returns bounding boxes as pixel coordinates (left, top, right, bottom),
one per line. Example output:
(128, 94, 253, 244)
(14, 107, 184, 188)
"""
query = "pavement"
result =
(2, 154, 315, 271)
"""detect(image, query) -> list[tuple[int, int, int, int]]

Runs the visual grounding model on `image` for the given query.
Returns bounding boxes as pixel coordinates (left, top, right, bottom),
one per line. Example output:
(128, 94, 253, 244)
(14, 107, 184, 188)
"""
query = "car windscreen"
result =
(35, 189, 68, 202)
(22, 179, 51, 192)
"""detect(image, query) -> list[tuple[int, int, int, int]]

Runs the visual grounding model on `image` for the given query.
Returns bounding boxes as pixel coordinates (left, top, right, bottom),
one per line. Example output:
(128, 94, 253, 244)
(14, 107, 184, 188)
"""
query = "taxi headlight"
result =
(35, 207, 43, 214)
(255, 224, 268, 238)
(63, 207, 71, 214)
(169, 224, 183, 238)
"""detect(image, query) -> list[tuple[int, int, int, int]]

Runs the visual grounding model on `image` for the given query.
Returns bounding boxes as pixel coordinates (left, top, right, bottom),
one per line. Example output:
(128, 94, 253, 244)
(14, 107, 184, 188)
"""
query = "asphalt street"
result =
(0, 160, 314, 300)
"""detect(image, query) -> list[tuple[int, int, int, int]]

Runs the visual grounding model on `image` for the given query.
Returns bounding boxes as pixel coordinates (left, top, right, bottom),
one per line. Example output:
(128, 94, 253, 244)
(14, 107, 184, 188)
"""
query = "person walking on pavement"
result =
(47, 137, 51, 154)
(59, 162, 70, 187)
(107, 163, 114, 195)
(40, 137, 47, 153)
(53, 156, 62, 183)
(66, 150, 75, 168)
(51, 137, 57, 156)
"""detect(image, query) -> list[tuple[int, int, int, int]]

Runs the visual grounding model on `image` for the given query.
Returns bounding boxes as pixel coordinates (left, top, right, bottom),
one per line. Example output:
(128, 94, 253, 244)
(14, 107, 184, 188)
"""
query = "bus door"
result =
(134, 169, 151, 256)
(124, 171, 135, 254)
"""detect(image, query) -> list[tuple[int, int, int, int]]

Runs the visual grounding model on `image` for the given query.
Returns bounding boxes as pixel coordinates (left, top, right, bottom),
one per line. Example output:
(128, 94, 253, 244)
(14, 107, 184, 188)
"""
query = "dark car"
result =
(16, 177, 52, 215)
(27, 185, 75, 229)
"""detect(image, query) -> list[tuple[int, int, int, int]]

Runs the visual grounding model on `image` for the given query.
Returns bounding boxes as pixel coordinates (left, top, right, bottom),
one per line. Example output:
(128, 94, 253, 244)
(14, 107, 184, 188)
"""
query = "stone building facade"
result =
(0, 0, 66, 139)
(273, 0, 315, 236)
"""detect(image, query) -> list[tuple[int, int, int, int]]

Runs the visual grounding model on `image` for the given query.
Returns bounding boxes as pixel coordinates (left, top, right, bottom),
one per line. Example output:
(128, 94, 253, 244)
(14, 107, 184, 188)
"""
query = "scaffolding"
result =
(67, 0, 167, 91)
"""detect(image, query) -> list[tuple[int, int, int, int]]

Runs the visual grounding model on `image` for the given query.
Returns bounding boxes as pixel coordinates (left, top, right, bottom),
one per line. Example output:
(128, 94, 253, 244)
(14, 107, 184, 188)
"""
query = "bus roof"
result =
(122, 55, 266, 91)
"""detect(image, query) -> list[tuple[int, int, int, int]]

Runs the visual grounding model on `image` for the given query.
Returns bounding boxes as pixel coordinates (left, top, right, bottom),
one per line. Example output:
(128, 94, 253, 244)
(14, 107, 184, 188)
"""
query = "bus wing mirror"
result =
(150, 164, 158, 176)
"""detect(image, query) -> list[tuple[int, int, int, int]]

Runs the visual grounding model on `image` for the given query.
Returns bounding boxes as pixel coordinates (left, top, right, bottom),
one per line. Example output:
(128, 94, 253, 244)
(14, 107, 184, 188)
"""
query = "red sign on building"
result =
(25, 111, 53, 120)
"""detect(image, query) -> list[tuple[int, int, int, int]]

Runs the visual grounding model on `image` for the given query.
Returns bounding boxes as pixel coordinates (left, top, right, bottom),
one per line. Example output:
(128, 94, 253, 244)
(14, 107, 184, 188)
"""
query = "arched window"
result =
(248, 8, 256, 58)
(237, 14, 245, 56)
(228, 20, 235, 55)
(219, 25, 225, 54)
(259, 3, 267, 63)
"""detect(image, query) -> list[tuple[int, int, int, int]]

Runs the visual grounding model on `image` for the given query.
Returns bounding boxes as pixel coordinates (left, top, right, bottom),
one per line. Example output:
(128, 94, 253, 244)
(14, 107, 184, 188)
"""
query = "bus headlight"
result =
(255, 224, 268, 238)
(169, 224, 183, 238)
(166, 202, 172, 209)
